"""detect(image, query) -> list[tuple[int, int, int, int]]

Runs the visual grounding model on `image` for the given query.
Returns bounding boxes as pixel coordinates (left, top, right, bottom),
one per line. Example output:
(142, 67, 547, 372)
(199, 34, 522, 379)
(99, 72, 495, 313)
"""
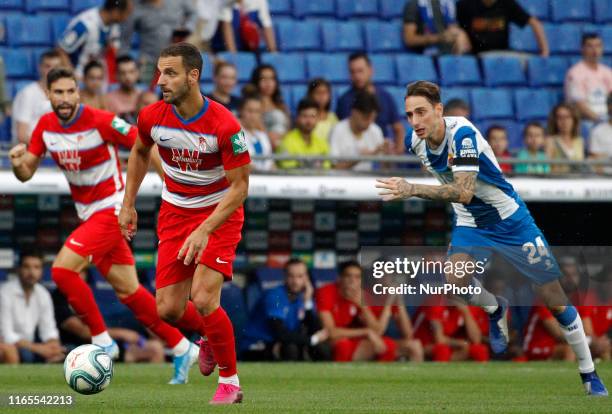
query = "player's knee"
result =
(191, 291, 219, 316)
(156, 299, 183, 323)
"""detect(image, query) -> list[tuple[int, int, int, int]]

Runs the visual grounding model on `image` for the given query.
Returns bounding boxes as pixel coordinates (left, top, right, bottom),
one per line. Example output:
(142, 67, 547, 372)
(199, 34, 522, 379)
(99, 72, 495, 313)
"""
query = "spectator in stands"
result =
(120, 0, 196, 86)
(206, 61, 241, 117)
(515, 122, 550, 175)
(249, 64, 290, 148)
(217, 0, 277, 53)
(0, 342, 18, 364)
(565, 33, 612, 129)
(0, 56, 8, 124)
(336, 53, 405, 153)
(316, 261, 398, 362)
(443, 98, 470, 117)
(486, 125, 512, 173)
(58, 0, 133, 80)
(239, 93, 274, 171)
(242, 259, 330, 361)
(277, 98, 329, 169)
(11, 50, 62, 144)
(589, 93, 612, 173)
(136, 90, 160, 113)
(330, 91, 386, 171)
(522, 304, 573, 362)
(190, 0, 233, 53)
(307, 78, 338, 142)
(104, 55, 142, 124)
(545, 103, 585, 174)
(403, 0, 471, 55)
(456, 0, 549, 56)
(80, 61, 107, 110)
(0, 249, 64, 364)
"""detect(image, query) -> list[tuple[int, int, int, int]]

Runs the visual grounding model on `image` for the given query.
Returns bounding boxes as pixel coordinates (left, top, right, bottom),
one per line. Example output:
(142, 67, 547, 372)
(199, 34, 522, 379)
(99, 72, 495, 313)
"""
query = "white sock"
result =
(465, 278, 498, 314)
(560, 313, 595, 374)
(171, 338, 190, 357)
(92, 331, 113, 347)
(219, 374, 240, 387)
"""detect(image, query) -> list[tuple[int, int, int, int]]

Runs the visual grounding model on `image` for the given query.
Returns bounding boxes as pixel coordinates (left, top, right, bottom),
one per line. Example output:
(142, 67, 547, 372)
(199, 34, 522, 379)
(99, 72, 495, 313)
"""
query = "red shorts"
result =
(524, 345, 555, 360)
(155, 201, 244, 289)
(64, 209, 135, 276)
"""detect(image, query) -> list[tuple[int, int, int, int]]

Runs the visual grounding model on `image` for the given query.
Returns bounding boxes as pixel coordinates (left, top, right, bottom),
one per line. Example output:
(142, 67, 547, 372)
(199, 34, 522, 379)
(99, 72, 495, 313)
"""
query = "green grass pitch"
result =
(0, 362, 610, 413)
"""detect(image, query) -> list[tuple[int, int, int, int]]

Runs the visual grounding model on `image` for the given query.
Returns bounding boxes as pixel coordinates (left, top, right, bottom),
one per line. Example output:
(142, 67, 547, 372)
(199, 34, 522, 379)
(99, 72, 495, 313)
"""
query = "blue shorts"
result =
(448, 208, 561, 285)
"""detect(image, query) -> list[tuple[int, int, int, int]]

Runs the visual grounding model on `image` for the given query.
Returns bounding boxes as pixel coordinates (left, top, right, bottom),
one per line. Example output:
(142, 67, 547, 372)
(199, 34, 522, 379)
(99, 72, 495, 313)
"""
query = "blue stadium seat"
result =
(6, 15, 52, 47)
(477, 120, 523, 151)
(0, 17, 5, 45)
(26, 0, 70, 13)
(441, 87, 471, 106)
(70, 0, 100, 14)
(364, 21, 403, 53)
(255, 268, 284, 290)
(395, 55, 437, 85)
(276, 19, 320, 51)
(546, 24, 582, 54)
(336, 0, 379, 19)
(268, 0, 292, 16)
(311, 269, 337, 288)
(220, 283, 247, 343)
(370, 54, 396, 85)
(593, 0, 612, 23)
(550, 0, 592, 22)
(200, 53, 214, 83)
(387, 86, 406, 119)
(50, 13, 71, 43)
(261, 53, 306, 83)
(216, 52, 257, 83)
(380, 0, 408, 19)
(527, 56, 568, 87)
(514, 89, 552, 121)
(290, 84, 307, 113)
(0, 0, 22, 10)
(509, 24, 539, 53)
(293, 0, 335, 18)
(306, 53, 350, 83)
(0, 48, 33, 78)
(600, 27, 612, 54)
(321, 21, 363, 52)
(280, 86, 292, 112)
(482, 56, 526, 87)
(546, 87, 564, 107)
(438, 56, 481, 86)
(516, 0, 549, 21)
(470, 88, 514, 120)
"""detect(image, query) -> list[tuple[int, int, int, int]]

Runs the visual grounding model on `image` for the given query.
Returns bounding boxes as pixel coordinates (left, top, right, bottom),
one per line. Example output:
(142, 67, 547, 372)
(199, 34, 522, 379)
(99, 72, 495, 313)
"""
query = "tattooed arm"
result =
(375, 171, 477, 204)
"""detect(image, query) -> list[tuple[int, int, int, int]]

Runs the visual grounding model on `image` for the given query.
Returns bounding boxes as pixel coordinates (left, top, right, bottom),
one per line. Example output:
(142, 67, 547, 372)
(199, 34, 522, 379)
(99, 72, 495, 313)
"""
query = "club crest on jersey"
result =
(198, 137, 211, 153)
(230, 130, 248, 155)
(171, 148, 202, 171)
(57, 149, 81, 171)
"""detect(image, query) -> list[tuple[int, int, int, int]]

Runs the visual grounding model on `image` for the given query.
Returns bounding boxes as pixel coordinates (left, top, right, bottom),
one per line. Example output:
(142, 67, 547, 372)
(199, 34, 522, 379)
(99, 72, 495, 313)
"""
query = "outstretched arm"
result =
(376, 171, 477, 204)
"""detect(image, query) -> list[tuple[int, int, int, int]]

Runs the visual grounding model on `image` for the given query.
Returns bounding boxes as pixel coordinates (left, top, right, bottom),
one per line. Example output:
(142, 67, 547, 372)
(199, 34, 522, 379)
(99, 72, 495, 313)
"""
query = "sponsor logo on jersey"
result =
(171, 148, 202, 171)
(230, 130, 248, 155)
(459, 137, 477, 158)
(57, 149, 81, 171)
(111, 116, 131, 136)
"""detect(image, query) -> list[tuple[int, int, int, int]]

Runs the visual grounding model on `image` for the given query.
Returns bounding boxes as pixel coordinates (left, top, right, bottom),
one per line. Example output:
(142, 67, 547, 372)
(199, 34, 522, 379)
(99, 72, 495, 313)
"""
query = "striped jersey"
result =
(28, 105, 137, 221)
(406, 116, 528, 228)
(137, 97, 251, 210)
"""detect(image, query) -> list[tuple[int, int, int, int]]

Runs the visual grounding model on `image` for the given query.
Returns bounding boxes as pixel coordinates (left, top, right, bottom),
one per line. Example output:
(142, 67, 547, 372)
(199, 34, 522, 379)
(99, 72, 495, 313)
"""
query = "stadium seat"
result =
(441, 87, 471, 106)
(6, 15, 52, 47)
(527, 57, 568, 87)
(546, 24, 582, 54)
(476, 120, 523, 151)
(0, 17, 5, 45)
(514, 89, 552, 121)
(276, 19, 320, 51)
(593, 0, 612, 23)
(387, 87, 407, 119)
(261, 53, 306, 83)
(0, 48, 33, 78)
(482, 56, 526, 87)
(470, 88, 514, 120)
(395, 54, 437, 85)
(25, 0, 70, 13)
(280, 86, 292, 113)
(290, 84, 307, 113)
(438, 56, 481, 86)
(216, 52, 257, 83)
(268, 0, 292, 16)
(364, 20, 403, 53)
(220, 283, 248, 343)
(306, 53, 350, 83)
(50, 13, 71, 43)
(70, 0, 100, 14)
(255, 268, 284, 290)
(293, 0, 335, 18)
(336, 0, 379, 19)
(0, 0, 22, 10)
(547, 87, 564, 107)
(370, 54, 396, 85)
(550, 0, 592, 22)
(199, 53, 214, 82)
(509, 24, 539, 53)
(311, 269, 337, 288)
(380, 0, 408, 19)
(516, 0, 549, 20)
(321, 21, 363, 52)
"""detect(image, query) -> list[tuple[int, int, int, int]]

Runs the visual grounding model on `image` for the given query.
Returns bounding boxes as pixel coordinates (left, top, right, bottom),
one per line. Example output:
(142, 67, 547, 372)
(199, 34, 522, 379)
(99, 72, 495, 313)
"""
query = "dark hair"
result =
(348, 52, 371, 66)
(47, 67, 78, 89)
(39, 49, 62, 65)
(284, 258, 307, 273)
(351, 91, 379, 114)
(547, 103, 580, 138)
(214, 60, 236, 77)
(582, 32, 601, 46)
(296, 97, 319, 114)
(523, 121, 545, 138)
(307, 78, 332, 112)
(18, 247, 43, 267)
(250, 64, 285, 108)
(486, 125, 507, 140)
(116, 54, 136, 67)
(159, 42, 203, 79)
(238, 88, 260, 111)
(103, 0, 130, 11)
(83, 60, 104, 77)
(405, 81, 441, 106)
(444, 98, 469, 114)
(338, 260, 361, 276)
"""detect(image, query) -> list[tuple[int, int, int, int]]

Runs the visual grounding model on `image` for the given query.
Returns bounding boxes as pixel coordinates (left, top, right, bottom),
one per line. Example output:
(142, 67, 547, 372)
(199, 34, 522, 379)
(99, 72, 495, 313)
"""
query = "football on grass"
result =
(63, 344, 113, 395)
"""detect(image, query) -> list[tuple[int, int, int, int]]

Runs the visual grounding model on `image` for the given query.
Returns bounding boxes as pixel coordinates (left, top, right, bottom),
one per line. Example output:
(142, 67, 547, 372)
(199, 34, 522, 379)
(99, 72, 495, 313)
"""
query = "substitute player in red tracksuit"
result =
(8, 67, 199, 384)
(119, 43, 250, 405)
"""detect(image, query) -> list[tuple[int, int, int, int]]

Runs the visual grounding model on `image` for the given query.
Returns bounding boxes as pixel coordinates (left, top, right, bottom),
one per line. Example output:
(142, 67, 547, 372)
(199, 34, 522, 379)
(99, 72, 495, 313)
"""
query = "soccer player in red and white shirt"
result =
(8, 67, 199, 384)
(119, 43, 250, 405)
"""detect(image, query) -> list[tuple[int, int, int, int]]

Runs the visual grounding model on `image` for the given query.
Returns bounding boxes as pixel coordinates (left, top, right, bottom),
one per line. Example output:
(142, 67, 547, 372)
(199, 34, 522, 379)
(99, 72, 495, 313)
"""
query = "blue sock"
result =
(554, 305, 578, 327)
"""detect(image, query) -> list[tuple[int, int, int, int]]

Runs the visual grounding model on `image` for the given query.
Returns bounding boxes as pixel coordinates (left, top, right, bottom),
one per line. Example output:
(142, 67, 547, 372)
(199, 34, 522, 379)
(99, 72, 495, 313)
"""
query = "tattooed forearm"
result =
(409, 172, 476, 203)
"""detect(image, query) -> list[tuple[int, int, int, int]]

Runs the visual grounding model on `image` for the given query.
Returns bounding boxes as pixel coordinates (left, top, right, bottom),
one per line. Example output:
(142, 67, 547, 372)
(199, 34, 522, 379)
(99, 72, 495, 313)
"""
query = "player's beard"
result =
(163, 80, 190, 106)
(53, 102, 78, 122)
